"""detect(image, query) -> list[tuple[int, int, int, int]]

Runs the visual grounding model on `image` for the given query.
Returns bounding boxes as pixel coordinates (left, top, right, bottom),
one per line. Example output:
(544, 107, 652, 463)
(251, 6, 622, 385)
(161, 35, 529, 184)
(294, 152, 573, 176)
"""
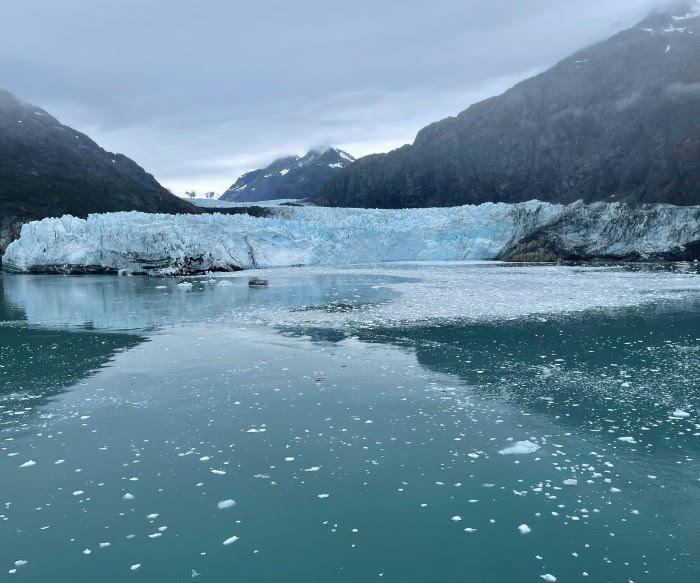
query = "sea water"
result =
(1, 263, 698, 582)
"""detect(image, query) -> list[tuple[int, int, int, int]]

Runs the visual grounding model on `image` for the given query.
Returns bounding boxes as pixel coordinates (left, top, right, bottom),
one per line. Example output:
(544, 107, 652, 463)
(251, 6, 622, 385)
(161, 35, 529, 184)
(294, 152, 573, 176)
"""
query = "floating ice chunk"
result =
(518, 524, 532, 534)
(563, 479, 578, 486)
(19, 460, 36, 468)
(177, 281, 193, 288)
(72, 490, 85, 496)
(317, 493, 330, 499)
(222, 536, 239, 545)
(541, 575, 557, 582)
(617, 436, 637, 444)
(14, 560, 27, 567)
(499, 441, 540, 455)
(211, 469, 226, 475)
(671, 409, 690, 418)
(303, 466, 321, 472)
(82, 549, 91, 555)
(123, 493, 135, 500)
(284, 457, 295, 462)
(130, 564, 141, 571)
(217, 499, 236, 509)
(463, 527, 477, 533)
(99, 542, 111, 548)
(147, 513, 159, 520)
(451, 516, 463, 522)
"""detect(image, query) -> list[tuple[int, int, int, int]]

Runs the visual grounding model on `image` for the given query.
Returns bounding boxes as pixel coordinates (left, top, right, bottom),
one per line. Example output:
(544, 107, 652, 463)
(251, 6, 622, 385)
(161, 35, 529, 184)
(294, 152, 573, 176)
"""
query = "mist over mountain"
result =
(221, 147, 355, 202)
(314, 3, 700, 208)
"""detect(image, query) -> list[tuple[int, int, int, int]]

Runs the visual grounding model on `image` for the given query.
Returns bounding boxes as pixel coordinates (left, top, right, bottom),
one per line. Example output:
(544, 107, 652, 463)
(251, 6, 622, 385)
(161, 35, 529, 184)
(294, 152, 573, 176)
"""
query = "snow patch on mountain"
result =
(220, 147, 355, 203)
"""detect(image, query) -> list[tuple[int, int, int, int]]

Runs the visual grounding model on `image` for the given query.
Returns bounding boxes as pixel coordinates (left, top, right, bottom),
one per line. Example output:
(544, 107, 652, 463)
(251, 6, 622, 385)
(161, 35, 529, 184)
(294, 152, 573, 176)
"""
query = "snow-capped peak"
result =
(219, 146, 356, 203)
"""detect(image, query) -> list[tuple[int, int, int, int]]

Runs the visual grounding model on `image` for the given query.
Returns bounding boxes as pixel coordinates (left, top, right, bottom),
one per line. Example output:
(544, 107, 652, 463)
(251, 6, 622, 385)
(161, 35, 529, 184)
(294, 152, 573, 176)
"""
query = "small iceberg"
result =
(671, 409, 690, 419)
(498, 440, 540, 455)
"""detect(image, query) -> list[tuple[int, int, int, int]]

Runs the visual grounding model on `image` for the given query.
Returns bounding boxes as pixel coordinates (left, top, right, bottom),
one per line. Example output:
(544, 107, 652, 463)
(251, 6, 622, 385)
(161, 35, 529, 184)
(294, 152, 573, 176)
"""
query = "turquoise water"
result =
(1, 266, 699, 582)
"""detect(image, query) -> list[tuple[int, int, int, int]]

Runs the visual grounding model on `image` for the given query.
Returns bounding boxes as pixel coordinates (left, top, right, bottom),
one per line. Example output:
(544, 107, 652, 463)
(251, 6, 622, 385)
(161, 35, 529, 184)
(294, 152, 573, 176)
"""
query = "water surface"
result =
(1, 264, 699, 582)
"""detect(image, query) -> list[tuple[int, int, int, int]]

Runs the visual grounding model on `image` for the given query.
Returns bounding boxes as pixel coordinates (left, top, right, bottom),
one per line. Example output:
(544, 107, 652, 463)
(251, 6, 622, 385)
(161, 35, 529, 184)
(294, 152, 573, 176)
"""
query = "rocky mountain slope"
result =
(314, 3, 700, 208)
(220, 147, 355, 202)
(0, 88, 196, 254)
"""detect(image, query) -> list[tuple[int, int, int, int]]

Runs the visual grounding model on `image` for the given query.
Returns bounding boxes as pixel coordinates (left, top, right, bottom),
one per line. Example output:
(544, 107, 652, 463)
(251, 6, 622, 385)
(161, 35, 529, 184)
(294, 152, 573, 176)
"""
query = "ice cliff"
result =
(3, 201, 699, 275)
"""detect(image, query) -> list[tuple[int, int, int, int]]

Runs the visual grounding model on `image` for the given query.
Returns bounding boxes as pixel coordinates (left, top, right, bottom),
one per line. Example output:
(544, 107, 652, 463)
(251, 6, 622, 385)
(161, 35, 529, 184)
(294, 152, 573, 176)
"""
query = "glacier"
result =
(2, 201, 699, 275)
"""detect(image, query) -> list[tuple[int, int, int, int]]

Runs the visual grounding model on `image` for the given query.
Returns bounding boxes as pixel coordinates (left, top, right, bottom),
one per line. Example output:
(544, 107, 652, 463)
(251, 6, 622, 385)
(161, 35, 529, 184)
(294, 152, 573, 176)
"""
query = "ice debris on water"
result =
(499, 441, 540, 455)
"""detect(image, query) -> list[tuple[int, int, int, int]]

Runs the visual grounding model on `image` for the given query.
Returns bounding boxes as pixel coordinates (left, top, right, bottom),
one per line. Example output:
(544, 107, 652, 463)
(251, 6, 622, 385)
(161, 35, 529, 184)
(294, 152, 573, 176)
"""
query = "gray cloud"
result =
(0, 0, 663, 194)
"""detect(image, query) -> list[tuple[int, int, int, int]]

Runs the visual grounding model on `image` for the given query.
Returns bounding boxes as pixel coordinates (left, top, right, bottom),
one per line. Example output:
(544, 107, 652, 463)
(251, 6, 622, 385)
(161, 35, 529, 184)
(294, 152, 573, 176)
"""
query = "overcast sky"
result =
(0, 0, 665, 195)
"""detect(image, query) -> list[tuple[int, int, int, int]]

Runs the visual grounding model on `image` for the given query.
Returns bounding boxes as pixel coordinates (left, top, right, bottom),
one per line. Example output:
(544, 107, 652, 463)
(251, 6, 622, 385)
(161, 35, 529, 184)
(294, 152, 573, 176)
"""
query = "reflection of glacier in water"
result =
(0, 276, 146, 426)
(4, 263, 700, 332)
(1, 270, 406, 331)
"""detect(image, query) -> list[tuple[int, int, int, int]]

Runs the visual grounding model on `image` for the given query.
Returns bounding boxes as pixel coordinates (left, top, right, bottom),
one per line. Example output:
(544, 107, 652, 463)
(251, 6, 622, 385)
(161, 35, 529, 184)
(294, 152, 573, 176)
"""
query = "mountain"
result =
(314, 3, 700, 208)
(220, 147, 355, 202)
(0, 88, 196, 254)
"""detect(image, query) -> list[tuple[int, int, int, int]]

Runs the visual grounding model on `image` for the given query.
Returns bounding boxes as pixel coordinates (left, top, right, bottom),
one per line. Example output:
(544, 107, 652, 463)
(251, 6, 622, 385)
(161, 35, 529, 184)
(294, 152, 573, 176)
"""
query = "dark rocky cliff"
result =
(221, 147, 355, 202)
(0, 88, 197, 255)
(315, 4, 700, 208)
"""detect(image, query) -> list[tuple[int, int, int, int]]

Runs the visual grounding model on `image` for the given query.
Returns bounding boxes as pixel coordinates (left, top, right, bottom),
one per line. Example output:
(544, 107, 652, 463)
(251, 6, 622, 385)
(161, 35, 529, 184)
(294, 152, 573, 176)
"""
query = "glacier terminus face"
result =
(2, 201, 699, 275)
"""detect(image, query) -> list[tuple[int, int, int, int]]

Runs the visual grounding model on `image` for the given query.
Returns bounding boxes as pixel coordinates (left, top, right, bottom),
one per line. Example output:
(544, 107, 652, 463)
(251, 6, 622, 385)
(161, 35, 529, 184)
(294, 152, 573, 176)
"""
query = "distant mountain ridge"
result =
(0, 88, 196, 254)
(314, 2, 700, 208)
(220, 147, 355, 202)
